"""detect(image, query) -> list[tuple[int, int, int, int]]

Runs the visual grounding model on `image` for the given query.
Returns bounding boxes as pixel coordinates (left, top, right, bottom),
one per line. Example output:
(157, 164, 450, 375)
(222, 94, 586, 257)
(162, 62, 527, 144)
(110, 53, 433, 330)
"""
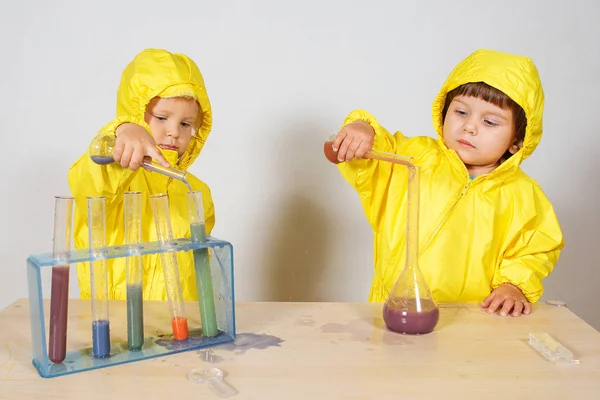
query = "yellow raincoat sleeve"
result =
(68, 116, 151, 202)
(338, 110, 406, 230)
(492, 188, 564, 303)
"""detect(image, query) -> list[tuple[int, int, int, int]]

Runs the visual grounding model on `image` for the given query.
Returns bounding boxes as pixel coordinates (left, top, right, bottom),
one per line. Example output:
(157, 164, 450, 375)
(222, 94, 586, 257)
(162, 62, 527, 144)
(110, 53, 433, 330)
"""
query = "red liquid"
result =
(383, 304, 439, 335)
(48, 266, 70, 363)
(323, 141, 341, 164)
(172, 317, 189, 341)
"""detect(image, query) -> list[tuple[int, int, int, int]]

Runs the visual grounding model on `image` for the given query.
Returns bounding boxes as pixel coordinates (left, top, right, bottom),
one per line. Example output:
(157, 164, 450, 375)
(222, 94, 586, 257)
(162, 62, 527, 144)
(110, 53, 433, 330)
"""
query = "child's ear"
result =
(508, 139, 523, 155)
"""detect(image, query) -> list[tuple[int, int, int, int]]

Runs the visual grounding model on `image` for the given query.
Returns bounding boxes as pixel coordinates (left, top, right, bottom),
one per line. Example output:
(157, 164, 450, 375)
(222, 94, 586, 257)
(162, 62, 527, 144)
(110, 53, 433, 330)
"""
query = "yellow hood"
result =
(116, 48, 212, 171)
(431, 49, 545, 165)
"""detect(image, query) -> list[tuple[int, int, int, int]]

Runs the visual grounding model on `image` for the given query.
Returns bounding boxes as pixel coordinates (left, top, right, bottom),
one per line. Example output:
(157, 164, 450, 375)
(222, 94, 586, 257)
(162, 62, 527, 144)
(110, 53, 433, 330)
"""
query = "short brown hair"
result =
(441, 82, 527, 159)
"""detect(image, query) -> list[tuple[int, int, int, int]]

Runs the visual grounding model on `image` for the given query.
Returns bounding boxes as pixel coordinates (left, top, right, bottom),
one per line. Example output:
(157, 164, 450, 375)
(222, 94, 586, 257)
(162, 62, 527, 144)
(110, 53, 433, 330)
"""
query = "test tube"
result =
(87, 196, 111, 358)
(124, 192, 144, 351)
(150, 193, 189, 341)
(187, 191, 218, 337)
(48, 196, 74, 364)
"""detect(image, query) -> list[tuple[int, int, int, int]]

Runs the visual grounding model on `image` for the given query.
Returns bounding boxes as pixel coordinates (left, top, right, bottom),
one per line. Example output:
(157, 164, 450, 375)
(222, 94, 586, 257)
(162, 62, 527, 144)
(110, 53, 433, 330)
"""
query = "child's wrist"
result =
(500, 282, 528, 298)
(115, 123, 132, 137)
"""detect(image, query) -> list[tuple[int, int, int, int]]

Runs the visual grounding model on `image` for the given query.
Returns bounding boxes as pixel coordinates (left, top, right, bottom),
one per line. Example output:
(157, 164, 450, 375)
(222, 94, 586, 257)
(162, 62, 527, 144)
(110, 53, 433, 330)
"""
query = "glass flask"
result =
(323, 137, 439, 334)
(382, 164, 439, 334)
(89, 131, 192, 190)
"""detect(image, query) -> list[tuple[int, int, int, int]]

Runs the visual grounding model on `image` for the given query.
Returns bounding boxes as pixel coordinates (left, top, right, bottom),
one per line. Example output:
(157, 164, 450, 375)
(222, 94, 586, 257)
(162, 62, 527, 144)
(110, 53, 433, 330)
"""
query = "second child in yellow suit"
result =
(69, 48, 215, 301)
(332, 49, 564, 317)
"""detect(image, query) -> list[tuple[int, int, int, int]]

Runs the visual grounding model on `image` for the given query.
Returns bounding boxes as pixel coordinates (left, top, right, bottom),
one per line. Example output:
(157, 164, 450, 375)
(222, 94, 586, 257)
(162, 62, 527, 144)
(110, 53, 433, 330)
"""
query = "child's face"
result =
(443, 95, 520, 175)
(144, 97, 199, 157)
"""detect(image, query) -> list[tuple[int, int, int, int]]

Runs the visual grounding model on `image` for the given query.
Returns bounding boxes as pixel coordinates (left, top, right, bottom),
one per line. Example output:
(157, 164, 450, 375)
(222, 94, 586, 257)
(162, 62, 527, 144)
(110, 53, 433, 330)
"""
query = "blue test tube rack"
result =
(26, 237, 236, 378)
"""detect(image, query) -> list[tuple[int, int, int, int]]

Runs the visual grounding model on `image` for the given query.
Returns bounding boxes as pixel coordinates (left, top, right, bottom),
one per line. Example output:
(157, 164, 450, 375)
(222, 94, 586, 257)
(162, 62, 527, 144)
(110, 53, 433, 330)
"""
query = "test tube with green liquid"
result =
(124, 191, 144, 350)
(186, 191, 218, 337)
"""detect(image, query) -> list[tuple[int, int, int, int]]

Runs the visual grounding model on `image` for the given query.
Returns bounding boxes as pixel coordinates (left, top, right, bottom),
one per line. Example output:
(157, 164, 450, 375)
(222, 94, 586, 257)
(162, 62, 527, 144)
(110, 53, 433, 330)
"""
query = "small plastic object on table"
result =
(529, 332, 580, 365)
(188, 367, 238, 398)
(545, 300, 567, 307)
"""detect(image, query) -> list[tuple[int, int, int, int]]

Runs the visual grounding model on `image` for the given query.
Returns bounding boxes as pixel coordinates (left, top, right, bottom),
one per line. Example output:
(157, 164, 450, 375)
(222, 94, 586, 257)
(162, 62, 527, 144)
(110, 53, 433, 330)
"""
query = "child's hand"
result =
(481, 283, 532, 317)
(332, 120, 375, 162)
(113, 123, 170, 170)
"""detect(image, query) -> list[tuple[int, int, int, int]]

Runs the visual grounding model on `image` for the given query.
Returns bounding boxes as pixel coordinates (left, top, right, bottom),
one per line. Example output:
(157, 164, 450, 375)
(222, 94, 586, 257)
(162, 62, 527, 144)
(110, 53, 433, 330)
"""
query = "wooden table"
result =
(1, 299, 599, 399)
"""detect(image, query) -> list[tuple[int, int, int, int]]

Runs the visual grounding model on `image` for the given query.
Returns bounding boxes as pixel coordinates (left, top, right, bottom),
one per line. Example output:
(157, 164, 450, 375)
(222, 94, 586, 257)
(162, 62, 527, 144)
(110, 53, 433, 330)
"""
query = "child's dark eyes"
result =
(453, 109, 499, 127)
(153, 115, 192, 128)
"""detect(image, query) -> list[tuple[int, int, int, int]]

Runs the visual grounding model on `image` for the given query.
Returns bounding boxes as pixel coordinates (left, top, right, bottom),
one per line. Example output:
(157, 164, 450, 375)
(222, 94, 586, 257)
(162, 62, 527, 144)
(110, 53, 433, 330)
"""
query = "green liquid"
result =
(126, 284, 144, 350)
(191, 223, 218, 337)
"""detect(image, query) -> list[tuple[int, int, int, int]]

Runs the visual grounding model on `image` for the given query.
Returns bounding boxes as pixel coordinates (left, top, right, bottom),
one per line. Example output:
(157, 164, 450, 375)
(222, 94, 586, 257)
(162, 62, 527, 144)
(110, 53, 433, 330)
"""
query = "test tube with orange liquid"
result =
(150, 193, 189, 341)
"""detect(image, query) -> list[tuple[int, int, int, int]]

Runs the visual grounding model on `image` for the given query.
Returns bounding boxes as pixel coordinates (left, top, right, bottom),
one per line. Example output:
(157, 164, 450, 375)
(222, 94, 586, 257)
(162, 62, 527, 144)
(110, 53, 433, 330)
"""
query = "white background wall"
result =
(1, 0, 598, 329)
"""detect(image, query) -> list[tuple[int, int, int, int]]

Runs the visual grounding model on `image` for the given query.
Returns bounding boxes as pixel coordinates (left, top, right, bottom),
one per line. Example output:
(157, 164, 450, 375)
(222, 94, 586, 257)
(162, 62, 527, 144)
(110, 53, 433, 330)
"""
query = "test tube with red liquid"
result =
(48, 196, 74, 364)
(150, 193, 189, 341)
(87, 196, 111, 357)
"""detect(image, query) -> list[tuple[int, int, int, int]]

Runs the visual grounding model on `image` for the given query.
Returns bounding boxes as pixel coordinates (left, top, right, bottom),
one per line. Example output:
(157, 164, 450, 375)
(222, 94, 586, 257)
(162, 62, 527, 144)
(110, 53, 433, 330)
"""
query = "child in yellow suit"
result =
(331, 49, 564, 317)
(69, 48, 215, 300)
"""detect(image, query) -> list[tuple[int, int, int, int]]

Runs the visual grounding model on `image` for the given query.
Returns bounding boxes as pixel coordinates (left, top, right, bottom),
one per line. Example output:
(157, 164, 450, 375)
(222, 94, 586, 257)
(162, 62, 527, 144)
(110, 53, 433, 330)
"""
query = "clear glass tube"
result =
(364, 149, 413, 167)
(87, 196, 111, 357)
(124, 191, 144, 350)
(48, 196, 74, 364)
(406, 166, 420, 292)
(383, 165, 439, 334)
(187, 191, 218, 337)
(323, 137, 413, 167)
(150, 193, 189, 341)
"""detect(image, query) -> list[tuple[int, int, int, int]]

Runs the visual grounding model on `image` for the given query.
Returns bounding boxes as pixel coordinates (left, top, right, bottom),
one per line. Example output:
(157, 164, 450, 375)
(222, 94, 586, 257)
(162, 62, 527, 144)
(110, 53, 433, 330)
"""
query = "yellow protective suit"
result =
(338, 49, 564, 303)
(68, 49, 215, 300)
